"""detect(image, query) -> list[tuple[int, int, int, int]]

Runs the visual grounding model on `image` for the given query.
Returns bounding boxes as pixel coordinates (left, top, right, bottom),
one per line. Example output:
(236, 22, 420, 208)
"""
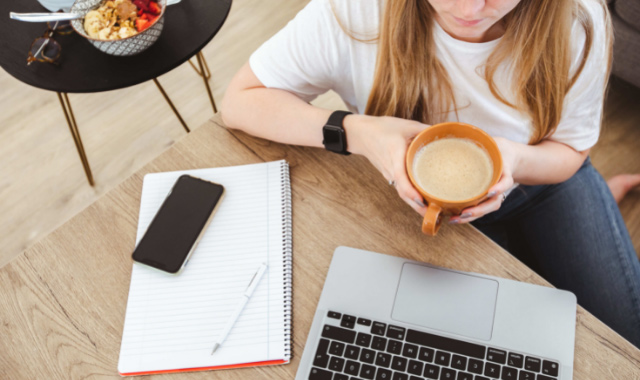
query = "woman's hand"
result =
(344, 115, 429, 215)
(449, 136, 520, 224)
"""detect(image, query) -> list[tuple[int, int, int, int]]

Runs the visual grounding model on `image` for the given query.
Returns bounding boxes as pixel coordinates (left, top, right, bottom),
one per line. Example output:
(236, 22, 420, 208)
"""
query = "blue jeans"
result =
(472, 158, 640, 348)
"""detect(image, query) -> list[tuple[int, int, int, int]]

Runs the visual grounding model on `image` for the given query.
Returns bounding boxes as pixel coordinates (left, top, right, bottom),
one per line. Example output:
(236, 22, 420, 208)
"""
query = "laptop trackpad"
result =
(392, 263, 498, 341)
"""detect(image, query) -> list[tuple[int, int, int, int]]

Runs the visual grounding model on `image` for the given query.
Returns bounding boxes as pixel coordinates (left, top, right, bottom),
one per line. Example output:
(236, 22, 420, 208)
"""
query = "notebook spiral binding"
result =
(281, 161, 293, 360)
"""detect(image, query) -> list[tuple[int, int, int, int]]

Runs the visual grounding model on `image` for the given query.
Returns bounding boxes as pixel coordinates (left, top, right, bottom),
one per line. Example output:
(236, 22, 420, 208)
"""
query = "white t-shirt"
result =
(250, 0, 608, 152)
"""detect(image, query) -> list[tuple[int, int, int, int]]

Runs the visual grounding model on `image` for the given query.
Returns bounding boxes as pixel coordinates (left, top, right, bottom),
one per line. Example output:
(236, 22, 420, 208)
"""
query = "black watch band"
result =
(322, 110, 353, 155)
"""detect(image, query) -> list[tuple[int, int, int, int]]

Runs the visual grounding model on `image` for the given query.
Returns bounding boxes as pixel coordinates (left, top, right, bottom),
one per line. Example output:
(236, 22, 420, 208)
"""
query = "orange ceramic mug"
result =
(406, 122, 503, 236)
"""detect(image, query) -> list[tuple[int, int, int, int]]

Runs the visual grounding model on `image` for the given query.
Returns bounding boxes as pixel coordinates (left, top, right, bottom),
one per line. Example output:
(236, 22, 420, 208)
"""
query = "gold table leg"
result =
(57, 92, 95, 187)
(188, 51, 211, 79)
(193, 51, 217, 114)
(153, 78, 190, 133)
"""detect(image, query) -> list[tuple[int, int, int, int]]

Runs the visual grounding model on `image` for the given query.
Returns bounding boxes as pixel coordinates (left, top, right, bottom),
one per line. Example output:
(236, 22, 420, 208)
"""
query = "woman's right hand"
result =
(344, 114, 429, 216)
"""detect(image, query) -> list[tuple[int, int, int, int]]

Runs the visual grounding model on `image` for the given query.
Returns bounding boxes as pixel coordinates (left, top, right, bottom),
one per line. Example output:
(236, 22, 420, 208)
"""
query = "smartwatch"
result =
(322, 110, 353, 155)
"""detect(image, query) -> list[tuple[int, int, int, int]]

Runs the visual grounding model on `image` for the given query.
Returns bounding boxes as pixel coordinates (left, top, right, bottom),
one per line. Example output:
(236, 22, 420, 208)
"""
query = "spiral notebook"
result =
(118, 160, 293, 376)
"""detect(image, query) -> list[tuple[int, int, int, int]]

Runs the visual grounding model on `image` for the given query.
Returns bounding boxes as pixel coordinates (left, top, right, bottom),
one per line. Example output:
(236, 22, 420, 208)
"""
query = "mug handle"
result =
(422, 203, 443, 236)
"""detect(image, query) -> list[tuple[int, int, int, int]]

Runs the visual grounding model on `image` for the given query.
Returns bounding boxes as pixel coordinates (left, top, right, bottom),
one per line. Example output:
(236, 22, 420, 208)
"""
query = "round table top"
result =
(0, 0, 232, 93)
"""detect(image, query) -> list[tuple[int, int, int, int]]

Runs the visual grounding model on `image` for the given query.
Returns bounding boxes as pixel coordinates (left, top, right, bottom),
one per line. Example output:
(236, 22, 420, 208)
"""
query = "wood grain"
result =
(0, 114, 638, 379)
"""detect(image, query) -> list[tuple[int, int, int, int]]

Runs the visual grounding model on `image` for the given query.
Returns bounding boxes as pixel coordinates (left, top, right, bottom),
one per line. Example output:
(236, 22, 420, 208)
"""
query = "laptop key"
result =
(387, 325, 407, 340)
(342, 314, 357, 329)
(524, 357, 541, 372)
(484, 362, 500, 378)
(451, 355, 466, 370)
(357, 332, 373, 348)
(406, 329, 486, 360)
(487, 348, 507, 364)
(309, 367, 333, 380)
(408, 359, 424, 375)
(475, 377, 490, 380)
(391, 355, 408, 372)
(361, 348, 376, 363)
(328, 311, 342, 319)
(508, 353, 524, 368)
(403, 343, 419, 359)
(518, 371, 535, 380)
(330, 341, 346, 356)
(456, 372, 473, 380)
(323, 325, 357, 344)
(376, 368, 392, 380)
(435, 351, 451, 366)
(423, 363, 440, 379)
(409, 377, 423, 380)
(360, 364, 376, 379)
(373, 336, 388, 351)
(541, 360, 558, 377)
(313, 339, 330, 368)
(387, 339, 403, 355)
(345, 345, 361, 360)
(537, 375, 555, 380)
(335, 374, 349, 380)
(358, 318, 373, 326)
(419, 347, 435, 363)
(467, 358, 483, 374)
(372, 322, 387, 336)
(376, 352, 392, 368)
(393, 372, 409, 380)
(330, 356, 346, 372)
(345, 360, 361, 376)
(440, 368, 456, 379)
(501, 366, 517, 380)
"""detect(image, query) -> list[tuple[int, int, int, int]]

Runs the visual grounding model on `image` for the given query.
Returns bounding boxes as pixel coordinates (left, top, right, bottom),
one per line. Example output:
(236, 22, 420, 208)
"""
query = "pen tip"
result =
(211, 343, 219, 355)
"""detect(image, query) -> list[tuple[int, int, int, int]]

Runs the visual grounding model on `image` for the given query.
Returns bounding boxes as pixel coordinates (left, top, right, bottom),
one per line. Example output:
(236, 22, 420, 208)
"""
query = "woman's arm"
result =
(450, 137, 589, 224)
(221, 62, 429, 215)
(221, 62, 332, 148)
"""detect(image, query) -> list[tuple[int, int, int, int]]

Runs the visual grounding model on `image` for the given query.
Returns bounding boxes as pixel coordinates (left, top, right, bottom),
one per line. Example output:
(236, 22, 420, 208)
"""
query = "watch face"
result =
(323, 125, 346, 153)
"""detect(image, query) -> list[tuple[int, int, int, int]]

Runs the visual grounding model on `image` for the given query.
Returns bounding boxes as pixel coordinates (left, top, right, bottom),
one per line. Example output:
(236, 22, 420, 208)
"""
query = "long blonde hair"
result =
(335, 0, 612, 145)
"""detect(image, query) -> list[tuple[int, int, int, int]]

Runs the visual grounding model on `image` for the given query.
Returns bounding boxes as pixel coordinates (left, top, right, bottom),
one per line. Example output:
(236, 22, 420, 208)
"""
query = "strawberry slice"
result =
(133, 0, 150, 12)
(135, 18, 151, 32)
(148, 1, 161, 15)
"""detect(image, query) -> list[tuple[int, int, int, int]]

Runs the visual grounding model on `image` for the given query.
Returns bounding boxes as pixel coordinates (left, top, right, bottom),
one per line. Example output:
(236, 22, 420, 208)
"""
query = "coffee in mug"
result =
(406, 122, 503, 236)
(413, 138, 494, 201)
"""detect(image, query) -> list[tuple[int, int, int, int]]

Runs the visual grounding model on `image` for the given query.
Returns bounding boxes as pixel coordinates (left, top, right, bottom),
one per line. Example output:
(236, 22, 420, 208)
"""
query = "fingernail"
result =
(448, 219, 459, 224)
(487, 191, 497, 197)
(460, 212, 472, 218)
(413, 198, 425, 207)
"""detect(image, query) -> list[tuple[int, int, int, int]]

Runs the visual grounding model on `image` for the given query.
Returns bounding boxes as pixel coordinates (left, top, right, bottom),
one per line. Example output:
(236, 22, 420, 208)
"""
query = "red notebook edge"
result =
(119, 359, 288, 377)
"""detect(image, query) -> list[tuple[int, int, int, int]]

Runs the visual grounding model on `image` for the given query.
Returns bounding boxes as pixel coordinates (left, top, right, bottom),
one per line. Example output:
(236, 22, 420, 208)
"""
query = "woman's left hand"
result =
(449, 136, 520, 224)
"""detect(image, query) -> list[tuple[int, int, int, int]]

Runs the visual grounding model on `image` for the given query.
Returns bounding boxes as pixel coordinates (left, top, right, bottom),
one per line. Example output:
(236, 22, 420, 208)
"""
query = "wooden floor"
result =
(0, 0, 638, 269)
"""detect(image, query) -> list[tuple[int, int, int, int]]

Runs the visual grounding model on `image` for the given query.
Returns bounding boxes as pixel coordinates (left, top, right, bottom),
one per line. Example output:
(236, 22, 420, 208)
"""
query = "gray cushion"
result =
(613, 0, 640, 33)
(611, 11, 640, 88)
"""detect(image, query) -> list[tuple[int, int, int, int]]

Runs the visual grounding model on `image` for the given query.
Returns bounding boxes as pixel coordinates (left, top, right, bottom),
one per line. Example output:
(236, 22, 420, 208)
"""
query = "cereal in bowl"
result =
(83, 0, 161, 40)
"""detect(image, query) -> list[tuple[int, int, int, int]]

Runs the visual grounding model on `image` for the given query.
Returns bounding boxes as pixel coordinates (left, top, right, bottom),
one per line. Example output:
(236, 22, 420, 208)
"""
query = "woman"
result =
(221, 0, 640, 347)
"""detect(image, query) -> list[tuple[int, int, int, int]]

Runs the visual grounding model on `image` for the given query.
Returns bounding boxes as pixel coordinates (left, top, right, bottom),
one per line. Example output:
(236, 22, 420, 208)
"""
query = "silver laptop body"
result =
(295, 247, 576, 380)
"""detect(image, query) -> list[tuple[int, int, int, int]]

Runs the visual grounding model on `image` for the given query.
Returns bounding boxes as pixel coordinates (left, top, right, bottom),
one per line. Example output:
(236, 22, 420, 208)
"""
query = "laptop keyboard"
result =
(308, 311, 560, 380)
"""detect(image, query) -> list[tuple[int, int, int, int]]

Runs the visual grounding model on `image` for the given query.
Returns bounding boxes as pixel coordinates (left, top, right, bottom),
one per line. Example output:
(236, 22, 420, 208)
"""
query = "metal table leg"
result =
(153, 78, 190, 133)
(190, 51, 217, 114)
(57, 92, 95, 187)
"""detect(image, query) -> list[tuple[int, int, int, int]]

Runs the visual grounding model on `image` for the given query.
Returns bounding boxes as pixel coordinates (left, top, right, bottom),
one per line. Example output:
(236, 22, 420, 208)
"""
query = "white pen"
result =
(211, 263, 268, 354)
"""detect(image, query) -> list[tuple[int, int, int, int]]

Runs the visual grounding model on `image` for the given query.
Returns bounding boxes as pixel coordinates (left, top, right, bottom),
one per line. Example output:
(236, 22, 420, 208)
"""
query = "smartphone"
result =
(132, 175, 225, 274)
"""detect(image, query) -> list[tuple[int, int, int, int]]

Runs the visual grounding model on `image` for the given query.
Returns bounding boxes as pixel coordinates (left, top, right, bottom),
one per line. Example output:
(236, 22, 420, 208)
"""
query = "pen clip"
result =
(244, 263, 268, 296)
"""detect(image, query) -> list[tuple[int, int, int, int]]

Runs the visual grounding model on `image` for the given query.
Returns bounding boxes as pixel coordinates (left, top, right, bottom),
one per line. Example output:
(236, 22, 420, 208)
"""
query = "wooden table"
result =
(1, 115, 638, 379)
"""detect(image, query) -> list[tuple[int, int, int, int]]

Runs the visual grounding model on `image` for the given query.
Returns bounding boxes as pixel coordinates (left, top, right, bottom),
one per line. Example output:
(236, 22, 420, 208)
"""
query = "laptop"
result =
(295, 247, 576, 380)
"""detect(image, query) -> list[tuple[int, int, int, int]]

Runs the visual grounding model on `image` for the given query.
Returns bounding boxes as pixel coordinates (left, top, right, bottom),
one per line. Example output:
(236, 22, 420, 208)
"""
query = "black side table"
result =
(0, 0, 232, 186)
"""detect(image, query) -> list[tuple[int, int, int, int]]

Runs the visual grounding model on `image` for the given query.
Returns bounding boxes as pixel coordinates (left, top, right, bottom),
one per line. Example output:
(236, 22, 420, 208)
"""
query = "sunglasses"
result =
(27, 19, 73, 65)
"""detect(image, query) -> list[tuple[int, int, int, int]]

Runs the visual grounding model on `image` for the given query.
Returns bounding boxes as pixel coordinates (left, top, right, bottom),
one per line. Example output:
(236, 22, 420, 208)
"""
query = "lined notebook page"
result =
(118, 160, 292, 375)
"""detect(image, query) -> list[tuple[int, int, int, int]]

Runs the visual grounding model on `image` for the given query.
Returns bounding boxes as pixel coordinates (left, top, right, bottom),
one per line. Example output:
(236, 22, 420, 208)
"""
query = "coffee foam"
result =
(413, 137, 493, 201)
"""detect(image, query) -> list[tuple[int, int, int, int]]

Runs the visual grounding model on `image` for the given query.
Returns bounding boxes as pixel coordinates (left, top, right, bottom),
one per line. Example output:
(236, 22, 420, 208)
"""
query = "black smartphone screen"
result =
(132, 175, 224, 274)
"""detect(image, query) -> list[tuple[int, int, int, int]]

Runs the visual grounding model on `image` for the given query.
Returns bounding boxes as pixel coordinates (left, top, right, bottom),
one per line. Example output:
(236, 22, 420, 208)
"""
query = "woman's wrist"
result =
(342, 113, 370, 156)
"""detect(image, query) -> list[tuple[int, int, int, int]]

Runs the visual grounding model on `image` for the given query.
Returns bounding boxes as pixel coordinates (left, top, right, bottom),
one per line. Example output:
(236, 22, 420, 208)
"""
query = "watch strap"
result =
(323, 110, 353, 155)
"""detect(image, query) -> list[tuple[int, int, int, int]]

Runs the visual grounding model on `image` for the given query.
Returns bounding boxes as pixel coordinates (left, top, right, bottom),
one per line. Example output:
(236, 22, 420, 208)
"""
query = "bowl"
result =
(70, 0, 166, 56)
